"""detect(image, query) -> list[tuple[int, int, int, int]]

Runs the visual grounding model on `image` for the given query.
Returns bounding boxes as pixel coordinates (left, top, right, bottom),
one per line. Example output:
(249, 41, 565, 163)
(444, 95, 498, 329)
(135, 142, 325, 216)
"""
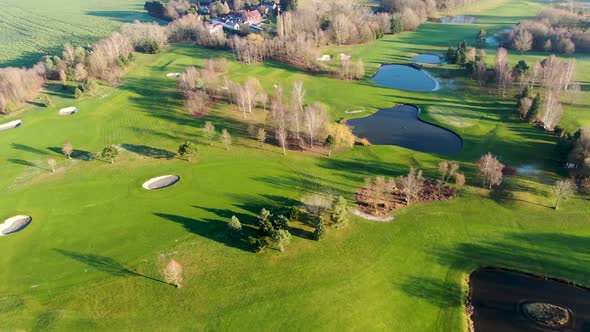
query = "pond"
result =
(346, 104, 463, 154)
(372, 64, 439, 92)
(410, 54, 443, 65)
(469, 268, 590, 332)
(440, 15, 476, 24)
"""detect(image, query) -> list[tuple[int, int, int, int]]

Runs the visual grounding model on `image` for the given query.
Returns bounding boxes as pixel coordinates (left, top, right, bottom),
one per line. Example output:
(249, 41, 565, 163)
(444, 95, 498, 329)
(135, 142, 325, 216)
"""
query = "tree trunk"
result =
(555, 197, 560, 211)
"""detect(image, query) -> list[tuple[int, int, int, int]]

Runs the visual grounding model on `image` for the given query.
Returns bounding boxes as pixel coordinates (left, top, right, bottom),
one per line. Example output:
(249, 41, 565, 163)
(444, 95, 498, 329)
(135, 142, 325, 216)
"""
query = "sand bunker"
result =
(59, 107, 79, 116)
(166, 73, 181, 78)
(345, 110, 365, 114)
(353, 209, 393, 222)
(0, 215, 32, 236)
(0, 120, 23, 131)
(142, 175, 180, 190)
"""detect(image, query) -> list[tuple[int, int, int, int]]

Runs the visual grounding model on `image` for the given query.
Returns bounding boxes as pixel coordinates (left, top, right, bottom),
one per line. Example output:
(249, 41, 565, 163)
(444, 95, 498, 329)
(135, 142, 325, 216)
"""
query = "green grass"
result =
(0, 0, 589, 330)
(0, 0, 154, 67)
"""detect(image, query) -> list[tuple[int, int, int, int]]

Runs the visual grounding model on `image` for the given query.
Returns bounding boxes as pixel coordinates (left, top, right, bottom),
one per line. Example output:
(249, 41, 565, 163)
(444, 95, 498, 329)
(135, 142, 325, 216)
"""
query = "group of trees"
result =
(0, 67, 43, 114)
(379, 0, 482, 30)
(500, 9, 589, 54)
(121, 21, 169, 54)
(144, 0, 197, 21)
(515, 55, 577, 131)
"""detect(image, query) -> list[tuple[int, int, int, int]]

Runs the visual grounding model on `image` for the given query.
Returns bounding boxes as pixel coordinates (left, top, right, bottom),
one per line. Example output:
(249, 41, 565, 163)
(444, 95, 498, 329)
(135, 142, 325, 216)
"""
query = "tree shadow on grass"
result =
(47, 147, 95, 161)
(433, 233, 590, 284)
(400, 277, 463, 308)
(120, 144, 176, 159)
(153, 213, 254, 252)
(53, 249, 168, 285)
(7, 159, 45, 170)
(11, 143, 49, 156)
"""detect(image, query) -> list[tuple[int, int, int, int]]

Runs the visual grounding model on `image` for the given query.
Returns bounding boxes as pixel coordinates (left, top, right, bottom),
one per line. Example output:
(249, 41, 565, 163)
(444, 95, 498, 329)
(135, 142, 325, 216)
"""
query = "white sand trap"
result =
(352, 210, 393, 223)
(59, 107, 79, 116)
(142, 175, 180, 190)
(0, 120, 23, 131)
(345, 110, 365, 114)
(166, 73, 181, 78)
(0, 215, 32, 236)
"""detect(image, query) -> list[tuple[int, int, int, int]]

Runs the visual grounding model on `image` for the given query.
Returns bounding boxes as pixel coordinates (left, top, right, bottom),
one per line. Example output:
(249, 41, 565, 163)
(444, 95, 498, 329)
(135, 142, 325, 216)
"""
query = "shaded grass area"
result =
(0, 0, 589, 330)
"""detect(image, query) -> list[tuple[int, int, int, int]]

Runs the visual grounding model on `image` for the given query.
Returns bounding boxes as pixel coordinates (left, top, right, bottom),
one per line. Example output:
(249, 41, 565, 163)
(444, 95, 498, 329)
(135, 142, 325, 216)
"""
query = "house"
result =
(241, 10, 263, 25)
(207, 23, 224, 35)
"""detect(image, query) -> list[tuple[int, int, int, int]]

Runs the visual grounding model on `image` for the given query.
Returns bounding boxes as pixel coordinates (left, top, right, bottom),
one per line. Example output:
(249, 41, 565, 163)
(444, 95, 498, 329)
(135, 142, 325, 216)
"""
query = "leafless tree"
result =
(290, 81, 305, 142)
(184, 90, 209, 117)
(399, 167, 424, 205)
(48, 158, 56, 173)
(303, 103, 328, 148)
(519, 97, 533, 120)
(257, 128, 267, 146)
(552, 179, 576, 211)
(476, 153, 504, 189)
(62, 142, 74, 159)
(494, 48, 512, 97)
(454, 173, 466, 193)
(162, 258, 183, 288)
(512, 29, 533, 52)
(541, 91, 563, 131)
(220, 129, 232, 150)
(473, 60, 487, 86)
(203, 121, 216, 145)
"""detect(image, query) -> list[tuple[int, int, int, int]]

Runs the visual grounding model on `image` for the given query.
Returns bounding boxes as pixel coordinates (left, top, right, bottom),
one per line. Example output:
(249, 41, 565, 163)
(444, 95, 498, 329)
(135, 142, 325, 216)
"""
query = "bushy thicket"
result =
(144, 0, 197, 21)
(501, 9, 589, 54)
(0, 68, 43, 113)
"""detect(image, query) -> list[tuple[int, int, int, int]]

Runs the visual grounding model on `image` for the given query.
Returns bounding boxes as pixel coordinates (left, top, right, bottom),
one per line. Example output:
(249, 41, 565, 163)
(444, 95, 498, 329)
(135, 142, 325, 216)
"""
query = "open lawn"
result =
(0, 0, 154, 67)
(0, 0, 589, 330)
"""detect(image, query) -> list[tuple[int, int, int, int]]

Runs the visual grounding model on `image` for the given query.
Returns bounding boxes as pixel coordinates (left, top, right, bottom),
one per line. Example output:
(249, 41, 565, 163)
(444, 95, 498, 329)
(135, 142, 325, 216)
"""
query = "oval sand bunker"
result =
(142, 175, 180, 190)
(59, 107, 79, 115)
(166, 73, 181, 78)
(0, 215, 32, 236)
(0, 120, 23, 131)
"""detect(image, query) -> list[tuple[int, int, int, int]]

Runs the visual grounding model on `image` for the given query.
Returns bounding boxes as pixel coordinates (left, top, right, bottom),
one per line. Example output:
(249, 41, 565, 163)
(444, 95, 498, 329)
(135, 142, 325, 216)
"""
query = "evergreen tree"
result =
(392, 17, 403, 34)
(527, 93, 542, 123)
(446, 46, 457, 63)
(74, 87, 83, 99)
(313, 216, 326, 241)
(178, 141, 198, 161)
(476, 29, 487, 46)
(331, 196, 349, 225)
(324, 134, 335, 156)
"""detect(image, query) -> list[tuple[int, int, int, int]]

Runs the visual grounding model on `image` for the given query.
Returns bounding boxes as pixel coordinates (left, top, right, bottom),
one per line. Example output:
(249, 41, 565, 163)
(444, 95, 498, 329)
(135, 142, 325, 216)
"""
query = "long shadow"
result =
(400, 277, 463, 308)
(47, 147, 95, 161)
(433, 233, 590, 286)
(120, 144, 176, 159)
(153, 213, 254, 252)
(11, 143, 49, 155)
(7, 159, 44, 170)
(54, 249, 168, 285)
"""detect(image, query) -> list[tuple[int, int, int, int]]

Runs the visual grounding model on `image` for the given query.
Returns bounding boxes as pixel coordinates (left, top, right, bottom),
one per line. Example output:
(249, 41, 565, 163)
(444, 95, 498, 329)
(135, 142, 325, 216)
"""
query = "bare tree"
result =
(290, 81, 305, 142)
(399, 167, 424, 205)
(303, 103, 328, 148)
(454, 173, 466, 193)
(62, 142, 74, 159)
(220, 129, 232, 150)
(257, 127, 267, 147)
(541, 92, 563, 131)
(276, 127, 288, 155)
(473, 60, 487, 86)
(203, 121, 216, 145)
(184, 90, 209, 117)
(552, 179, 576, 211)
(494, 48, 512, 97)
(162, 258, 183, 288)
(512, 29, 533, 52)
(518, 97, 533, 120)
(476, 153, 504, 189)
(48, 158, 56, 173)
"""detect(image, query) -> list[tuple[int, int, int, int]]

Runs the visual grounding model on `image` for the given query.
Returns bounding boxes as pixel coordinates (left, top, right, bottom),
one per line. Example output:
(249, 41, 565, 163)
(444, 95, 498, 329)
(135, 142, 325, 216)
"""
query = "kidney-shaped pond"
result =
(372, 64, 439, 92)
(470, 268, 590, 332)
(346, 104, 463, 153)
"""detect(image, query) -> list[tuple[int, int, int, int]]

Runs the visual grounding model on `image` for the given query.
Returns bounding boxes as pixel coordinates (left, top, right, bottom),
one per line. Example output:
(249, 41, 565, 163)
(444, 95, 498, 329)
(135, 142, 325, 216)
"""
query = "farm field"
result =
(0, 0, 154, 67)
(0, 0, 589, 330)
